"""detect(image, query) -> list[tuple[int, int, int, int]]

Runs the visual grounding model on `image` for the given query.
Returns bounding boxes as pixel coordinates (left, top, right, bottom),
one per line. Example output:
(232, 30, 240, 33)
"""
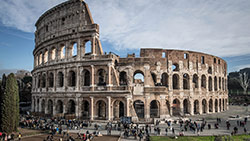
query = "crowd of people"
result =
(0, 114, 249, 140)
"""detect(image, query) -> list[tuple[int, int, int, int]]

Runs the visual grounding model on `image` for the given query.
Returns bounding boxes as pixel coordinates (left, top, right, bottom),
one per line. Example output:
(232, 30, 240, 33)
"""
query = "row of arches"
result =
(36, 69, 105, 88)
(34, 99, 125, 120)
(35, 41, 92, 66)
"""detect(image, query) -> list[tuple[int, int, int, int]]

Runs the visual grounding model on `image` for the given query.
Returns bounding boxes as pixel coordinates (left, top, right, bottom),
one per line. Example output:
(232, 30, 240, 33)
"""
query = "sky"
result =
(0, 0, 250, 77)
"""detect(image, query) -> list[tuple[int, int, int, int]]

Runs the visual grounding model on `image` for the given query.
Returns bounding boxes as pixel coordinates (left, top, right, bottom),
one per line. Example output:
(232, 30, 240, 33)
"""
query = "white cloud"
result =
(1, 0, 250, 57)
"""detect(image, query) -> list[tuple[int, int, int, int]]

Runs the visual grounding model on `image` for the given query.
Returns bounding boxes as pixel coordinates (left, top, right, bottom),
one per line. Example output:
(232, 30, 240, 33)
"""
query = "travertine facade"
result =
(32, 0, 228, 122)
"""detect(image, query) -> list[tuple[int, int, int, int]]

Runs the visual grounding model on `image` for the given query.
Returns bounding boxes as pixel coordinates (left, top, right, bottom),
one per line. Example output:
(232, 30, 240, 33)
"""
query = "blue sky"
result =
(0, 0, 250, 76)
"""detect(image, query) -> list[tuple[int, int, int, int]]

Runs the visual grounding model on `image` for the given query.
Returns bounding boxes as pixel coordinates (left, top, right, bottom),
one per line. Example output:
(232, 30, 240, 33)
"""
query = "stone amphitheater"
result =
(31, 0, 228, 122)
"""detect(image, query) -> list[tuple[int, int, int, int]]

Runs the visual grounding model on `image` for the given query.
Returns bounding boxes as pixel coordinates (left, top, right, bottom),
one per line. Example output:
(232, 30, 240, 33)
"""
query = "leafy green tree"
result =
(0, 73, 19, 133)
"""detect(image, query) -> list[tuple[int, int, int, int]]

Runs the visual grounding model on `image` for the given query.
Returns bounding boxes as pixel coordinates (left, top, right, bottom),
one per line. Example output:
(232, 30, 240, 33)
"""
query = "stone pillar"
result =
(65, 42, 69, 60)
(179, 73, 183, 90)
(169, 74, 173, 90)
(190, 100, 194, 115)
(144, 96, 150, 119)
(64, 69, 67, 90)
(45, 100, 48, 114)
(160, 96, 166, 118)
(91, 36, 96, 55)
(199, 100, 202, 114)
(31, 97, 35, 112)
(77, 38, 81, 60)
(90, 97, 94, 120)
(206, 76, 209, 92)
(107, 63, 112, 86)
(90, 65, 95, 91)
(76, 67, 80, 91)
(63, 104, 66, 114)
(52, 101, 56, 116)
(211, 76, 214, 92)
(107, 96, 111, 120)
(75, 98, 79, 118)
(54, 70, 57, 91)
(206, 101, 209, 114)
(126, 97, 131, 117)
(179, 100, 184, 116)
(189, 75, 193, 91)
(144, 64, 150, 87)
(198, 75, 201, 91)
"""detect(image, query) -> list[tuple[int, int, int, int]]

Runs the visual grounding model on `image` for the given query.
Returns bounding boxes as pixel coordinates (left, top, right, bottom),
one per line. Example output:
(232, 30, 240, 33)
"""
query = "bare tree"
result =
(236, 72, 250, 94)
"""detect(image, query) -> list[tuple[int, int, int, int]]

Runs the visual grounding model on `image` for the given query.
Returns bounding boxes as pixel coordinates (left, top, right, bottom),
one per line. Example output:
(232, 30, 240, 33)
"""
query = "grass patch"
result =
(150, 134, 250, 141)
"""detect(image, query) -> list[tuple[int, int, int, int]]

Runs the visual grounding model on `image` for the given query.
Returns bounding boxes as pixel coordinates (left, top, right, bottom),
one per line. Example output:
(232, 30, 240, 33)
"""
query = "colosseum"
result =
(31, 0, 228, 122)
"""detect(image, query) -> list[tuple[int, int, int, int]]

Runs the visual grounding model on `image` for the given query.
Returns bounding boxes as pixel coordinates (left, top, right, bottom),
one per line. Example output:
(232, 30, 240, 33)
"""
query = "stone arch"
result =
(41, 99, 45, 113)
(97, 69, 106, 86)
(201, 75, 206, 89)
(151, 72, 157, 85)
(172, 74, 179, 89)
(119, 71, 127, 85)
(172, 99, 181, 116)
(209, 99, 213, 112)
(193, 74, 199, 89)
(219, 99, 222, 112)
(209, 76, 212, 91)
(202, 99, 207, 114)
(150, 100, 160, 118)
(183, 73, 190, 90)
(113, 100, 125, 119)
(56, 100, 63, 114)
(36, 99, 40, 112)
(48, 72, 54, 88)
(166, 100, 170, 115)
(172, 63, 179, 71)
(67, 100, 76, 114)
(161, 73, 169, 87)
(68, 70, 76, 87)
(41, 73, 46, 88)
(133, 100, 144, 118)
(183, 99, 190, 115)
(82, 100, 90, 119)
(82, 69, 90, 86)
(134, 70, 144, 83)
(96, 100, 106, 119)
(194, 100, 199, 114)
(48, 99, 53, 115)
(57, 72, 64, 87)
(215, 99, 218, 112)
(214, 76, 218, 91)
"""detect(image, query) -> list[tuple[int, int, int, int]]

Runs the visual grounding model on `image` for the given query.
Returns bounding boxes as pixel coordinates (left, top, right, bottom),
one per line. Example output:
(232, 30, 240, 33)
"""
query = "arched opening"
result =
(193, 74, 199, 89)
(119, 71, 127, 85)
(215, 99, 218, 112)
(113, 100, 125, 119)
(96, 100, 106, 119)
(172, 63, 179, 71)
(97, 69, 106, 86)
(82, 100, 90, 119)
(134, 70, 144, 84)
(82, 70, 90, 86)
(208, 67, 212, 74)
(161, 73, 169, 87)
(44, 50, 48, 63)
(201, 75, 206, 89)
(202, 99, 207, 114)
(48, 72, 54, 88)
(150, 100, 160, 118)
(166, 100, 170, 115)
(172, 99, 181, 116)
(67, 100, 76, 114)
(151, 73, 157, 85)
(133, 100, 144, 119)
(56, 100, 63, 114)
(41, 74, 46, 88)
(68, 70, 76, 87)
(41, 100, 45, 113)
(51, 48, 56, 60)
(183, 99, 189, 115)
(209, 77, 212, 91)
(36, 99, 39, 112)
(194, 100, 199, 114)
(214, 76, 218, 91)
(72, 43, 77, 57)
(39, 53, 43, 65)
(57, 72, 64, 87)
(172, 74, 179, 89)
(183, 73, 190, 89)
(48, 99, 53, 115)
(219, 99, 222, 112)
(209, 99, 213, 112)
(219, 77, 221, 90)
(85, 41, 92, 55)
(60, 45, 66, 59)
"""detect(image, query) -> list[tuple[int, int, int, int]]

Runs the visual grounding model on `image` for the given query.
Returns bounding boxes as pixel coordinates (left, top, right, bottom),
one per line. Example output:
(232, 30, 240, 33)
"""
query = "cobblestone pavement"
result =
(68, 105, 250, 141)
